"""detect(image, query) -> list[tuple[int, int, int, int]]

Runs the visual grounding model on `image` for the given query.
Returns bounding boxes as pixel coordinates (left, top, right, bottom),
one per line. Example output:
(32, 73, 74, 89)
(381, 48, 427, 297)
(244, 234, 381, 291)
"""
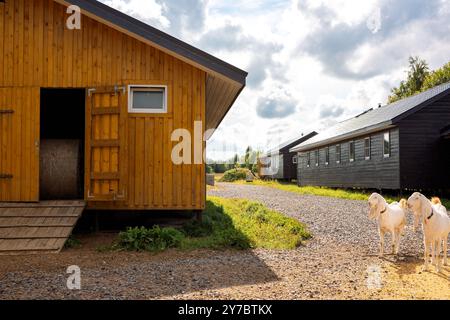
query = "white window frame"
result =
(293, 155, 298, 164)
(336, 144, 341, 164)
(383, 132, 391, 158)
(306, 153, 311, 168)
(128, 85, 168, 114)
(349, 141, 355, 162)
(364, 137, 371, 160)
(325, 147, 329, 166)
(315, 150, 319, 167)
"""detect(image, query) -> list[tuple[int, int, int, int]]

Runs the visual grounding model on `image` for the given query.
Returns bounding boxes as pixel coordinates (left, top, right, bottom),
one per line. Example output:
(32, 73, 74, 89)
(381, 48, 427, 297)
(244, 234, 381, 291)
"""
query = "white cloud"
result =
(98, 0, 449, 161)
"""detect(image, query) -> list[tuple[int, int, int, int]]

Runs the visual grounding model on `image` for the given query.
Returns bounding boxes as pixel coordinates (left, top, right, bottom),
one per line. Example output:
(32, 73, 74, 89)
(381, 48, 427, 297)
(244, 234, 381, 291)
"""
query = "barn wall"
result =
(0, 0, 206, 209)
(398, 93, 450, 189)
(297, 129, 400, 189)
(0, 88, 40, 201)
(282, 152, 297, 180)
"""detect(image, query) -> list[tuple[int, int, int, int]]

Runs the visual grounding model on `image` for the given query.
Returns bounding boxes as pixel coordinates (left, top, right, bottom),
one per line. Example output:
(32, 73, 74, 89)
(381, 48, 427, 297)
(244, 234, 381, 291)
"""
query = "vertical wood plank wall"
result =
(0, 0, 206, 209)
(0, 88, 40, 201)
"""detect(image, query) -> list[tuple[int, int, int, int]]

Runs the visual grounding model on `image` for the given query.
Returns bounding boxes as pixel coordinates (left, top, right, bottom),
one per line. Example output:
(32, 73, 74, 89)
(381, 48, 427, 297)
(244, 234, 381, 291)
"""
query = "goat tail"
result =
(431, 197, 442, 205)
(399, 199, 408, 210)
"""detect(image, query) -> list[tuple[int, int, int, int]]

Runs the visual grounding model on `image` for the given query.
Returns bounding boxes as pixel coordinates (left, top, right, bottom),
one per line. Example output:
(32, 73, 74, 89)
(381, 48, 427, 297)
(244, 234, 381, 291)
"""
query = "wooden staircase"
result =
(0, 201, 85, 255)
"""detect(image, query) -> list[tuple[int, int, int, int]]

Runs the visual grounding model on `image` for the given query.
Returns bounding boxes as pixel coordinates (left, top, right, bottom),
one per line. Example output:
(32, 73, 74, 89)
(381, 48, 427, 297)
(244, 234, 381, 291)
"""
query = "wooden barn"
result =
(0, 0, 247, 253)
(290, 82, 450, 191)
(258, 132, 317, 181)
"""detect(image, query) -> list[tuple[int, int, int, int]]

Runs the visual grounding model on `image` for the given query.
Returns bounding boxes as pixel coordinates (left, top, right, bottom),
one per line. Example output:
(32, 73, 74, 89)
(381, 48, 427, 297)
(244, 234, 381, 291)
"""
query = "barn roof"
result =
(261, 132, 318, 157)
(291, 81, 450, 152)
(56, 0, 248, 133)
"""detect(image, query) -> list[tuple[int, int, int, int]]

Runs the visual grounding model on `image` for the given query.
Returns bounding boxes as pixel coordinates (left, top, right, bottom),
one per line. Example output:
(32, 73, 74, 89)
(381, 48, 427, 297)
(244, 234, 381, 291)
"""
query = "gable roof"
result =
(291, 81, 450, 152)
(261, 132, 318, 157)
(55, 0, 247, 133)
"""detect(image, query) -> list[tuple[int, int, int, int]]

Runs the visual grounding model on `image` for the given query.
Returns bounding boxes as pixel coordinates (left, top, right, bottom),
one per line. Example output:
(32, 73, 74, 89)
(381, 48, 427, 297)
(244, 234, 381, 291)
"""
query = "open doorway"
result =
(40, 89, 86, 200)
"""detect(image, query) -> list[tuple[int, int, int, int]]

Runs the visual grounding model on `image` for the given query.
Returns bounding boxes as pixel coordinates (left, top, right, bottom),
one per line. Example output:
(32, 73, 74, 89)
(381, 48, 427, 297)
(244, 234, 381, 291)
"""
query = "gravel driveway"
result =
(0, 183, 449, 300)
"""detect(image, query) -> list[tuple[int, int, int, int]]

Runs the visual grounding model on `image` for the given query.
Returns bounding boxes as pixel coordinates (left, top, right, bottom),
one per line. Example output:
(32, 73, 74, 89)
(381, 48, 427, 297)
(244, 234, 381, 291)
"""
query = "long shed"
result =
(0, 0, 247, 252)
(290, 82, 450, 190)
(258, 132, 317, 181)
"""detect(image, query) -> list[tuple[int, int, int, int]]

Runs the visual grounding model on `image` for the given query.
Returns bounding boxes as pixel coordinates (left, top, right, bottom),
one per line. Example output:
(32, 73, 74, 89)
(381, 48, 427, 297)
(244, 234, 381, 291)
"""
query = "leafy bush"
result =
(64, 235, 81, 249)
(114, 197, 310, 252)
(220, 168, 252, 182)
(117, 226, 185, 252)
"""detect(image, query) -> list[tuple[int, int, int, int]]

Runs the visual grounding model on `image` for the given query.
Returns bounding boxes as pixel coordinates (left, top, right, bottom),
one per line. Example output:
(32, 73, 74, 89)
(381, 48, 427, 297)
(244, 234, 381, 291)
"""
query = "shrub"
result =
(220, 168, 252, 182)
(64, 235, 81, 249)
(117, 226, 185, 252)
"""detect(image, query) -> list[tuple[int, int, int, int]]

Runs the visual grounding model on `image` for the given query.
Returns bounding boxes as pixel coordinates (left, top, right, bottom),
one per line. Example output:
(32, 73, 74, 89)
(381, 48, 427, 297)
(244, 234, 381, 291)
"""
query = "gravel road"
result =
(0, 183, 449, 300)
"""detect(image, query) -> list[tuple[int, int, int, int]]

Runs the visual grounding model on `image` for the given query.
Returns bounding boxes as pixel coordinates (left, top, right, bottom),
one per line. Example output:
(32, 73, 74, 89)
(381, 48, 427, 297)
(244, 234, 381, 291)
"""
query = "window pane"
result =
(336, 145, 341, 163)
(384, 132, 390, 156)
(365, 138, 371, 159)
(132, 90, 164, 109)
(350, 142, 355, 161)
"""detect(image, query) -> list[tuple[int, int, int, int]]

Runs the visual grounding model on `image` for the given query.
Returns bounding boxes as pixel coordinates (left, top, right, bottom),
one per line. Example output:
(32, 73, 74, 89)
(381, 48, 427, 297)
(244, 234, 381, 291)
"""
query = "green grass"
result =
(114, 197, 311, 252)
(234, 179, 395, 202)
(64, 235, 82, 249)
(232, 179, 450, 207)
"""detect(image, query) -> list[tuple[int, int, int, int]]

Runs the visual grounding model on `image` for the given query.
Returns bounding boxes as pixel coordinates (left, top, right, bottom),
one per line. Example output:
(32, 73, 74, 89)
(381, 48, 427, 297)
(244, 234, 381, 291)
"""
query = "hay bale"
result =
(39, 140, 82, 200)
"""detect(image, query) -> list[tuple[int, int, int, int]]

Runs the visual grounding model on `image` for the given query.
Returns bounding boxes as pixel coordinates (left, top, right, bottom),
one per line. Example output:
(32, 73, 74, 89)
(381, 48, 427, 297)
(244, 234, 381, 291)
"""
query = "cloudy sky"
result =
(100, 0, 450, 160)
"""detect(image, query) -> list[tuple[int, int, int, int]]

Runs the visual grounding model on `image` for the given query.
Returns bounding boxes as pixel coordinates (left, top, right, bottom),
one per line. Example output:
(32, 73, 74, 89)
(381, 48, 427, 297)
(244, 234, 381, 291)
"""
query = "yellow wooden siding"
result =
(0, 87, 40, 202)
(0, 0, 206, 209)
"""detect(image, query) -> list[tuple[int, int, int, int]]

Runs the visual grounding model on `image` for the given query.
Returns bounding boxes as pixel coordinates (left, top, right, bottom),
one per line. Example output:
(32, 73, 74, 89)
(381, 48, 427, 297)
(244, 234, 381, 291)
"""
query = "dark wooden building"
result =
(258, 132, 317, 180)
(290, 82, 450, 190)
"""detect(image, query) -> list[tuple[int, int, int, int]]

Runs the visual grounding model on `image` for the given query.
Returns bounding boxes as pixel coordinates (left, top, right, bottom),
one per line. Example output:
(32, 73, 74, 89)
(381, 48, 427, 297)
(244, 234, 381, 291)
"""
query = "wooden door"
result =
(0, 88, 40, 202)
(85, 87, 127, 201)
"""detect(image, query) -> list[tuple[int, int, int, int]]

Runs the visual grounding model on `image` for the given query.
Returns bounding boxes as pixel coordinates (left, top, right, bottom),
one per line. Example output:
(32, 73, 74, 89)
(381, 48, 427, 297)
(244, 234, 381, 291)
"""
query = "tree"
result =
(233, 154, 240, 168)
(244, 146, 252, 170)
(422, 62, 450, 91)
(388, 56, 429, 103)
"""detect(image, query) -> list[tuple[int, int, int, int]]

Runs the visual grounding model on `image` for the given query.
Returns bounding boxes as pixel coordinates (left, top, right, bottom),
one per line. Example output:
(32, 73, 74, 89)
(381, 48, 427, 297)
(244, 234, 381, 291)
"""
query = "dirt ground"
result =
(0, 183, 449, 300)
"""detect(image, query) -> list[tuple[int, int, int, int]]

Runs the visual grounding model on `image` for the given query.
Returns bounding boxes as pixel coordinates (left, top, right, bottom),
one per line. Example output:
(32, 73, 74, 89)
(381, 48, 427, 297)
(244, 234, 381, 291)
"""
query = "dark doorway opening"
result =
(40, 89, 85, 200)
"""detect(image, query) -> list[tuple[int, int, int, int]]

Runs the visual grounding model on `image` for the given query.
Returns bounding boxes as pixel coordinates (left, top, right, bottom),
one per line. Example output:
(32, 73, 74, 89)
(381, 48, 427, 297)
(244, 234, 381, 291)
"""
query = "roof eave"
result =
(57, 0, 248, 85)
(290, 121, 395, 153)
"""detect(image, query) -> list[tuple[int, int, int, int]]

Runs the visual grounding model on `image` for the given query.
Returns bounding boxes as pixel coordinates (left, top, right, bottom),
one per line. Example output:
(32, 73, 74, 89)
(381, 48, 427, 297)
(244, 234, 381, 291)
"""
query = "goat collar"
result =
(427, 208, 434, 220)
(380, 206, 387, 214)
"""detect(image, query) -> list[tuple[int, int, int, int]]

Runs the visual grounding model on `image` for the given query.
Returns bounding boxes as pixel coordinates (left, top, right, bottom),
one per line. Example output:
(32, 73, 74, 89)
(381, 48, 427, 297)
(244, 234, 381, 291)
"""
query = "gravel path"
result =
(0, 183, 449, 300)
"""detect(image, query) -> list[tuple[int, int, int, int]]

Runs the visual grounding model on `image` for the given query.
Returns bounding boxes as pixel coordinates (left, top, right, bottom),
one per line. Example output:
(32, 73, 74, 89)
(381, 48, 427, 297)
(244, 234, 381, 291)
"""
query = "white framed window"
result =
(128, 85, 167, 113)
(306, 153, 311, 168)
(293, 155, 298, 164)
(349, 141, 355, 162)
(364, 137, 371, 160)
(325, 147, 329, 165)
(336, 144, 341, 164)
(315, 150, 319, 167)
(383, 132, 391, 158)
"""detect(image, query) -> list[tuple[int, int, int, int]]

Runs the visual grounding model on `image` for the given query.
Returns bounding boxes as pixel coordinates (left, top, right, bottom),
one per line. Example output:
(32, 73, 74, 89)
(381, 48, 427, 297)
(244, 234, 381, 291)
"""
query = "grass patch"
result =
(64, 235, 82, 249)
(232, 180, 450, 207)
(234, 179, 396, 202)
(114, 197, 310, 252)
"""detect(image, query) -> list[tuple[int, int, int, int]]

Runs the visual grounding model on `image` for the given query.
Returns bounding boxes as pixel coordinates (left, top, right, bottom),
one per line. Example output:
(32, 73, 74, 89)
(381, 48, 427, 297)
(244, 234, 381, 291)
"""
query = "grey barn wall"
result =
(398, 94, 450, 189)
(297, 129, 400, 189)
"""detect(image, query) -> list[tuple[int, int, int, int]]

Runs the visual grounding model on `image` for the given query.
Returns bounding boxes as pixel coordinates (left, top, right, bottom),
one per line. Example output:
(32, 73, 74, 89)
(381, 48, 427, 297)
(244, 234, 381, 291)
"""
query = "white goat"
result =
(368, 193, 407, 257)
(407, 192, 450, 272)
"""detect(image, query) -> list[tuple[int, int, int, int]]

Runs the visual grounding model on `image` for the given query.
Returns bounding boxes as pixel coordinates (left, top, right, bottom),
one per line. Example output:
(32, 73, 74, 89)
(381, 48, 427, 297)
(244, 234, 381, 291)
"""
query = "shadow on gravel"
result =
(0, 201, 281, 300)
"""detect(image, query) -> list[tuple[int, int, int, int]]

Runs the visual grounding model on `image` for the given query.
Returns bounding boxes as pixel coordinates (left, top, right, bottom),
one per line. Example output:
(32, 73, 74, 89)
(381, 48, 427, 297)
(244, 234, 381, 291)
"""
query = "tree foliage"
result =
(388, 56, 429, 103)
(388, 57, 450, 104)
